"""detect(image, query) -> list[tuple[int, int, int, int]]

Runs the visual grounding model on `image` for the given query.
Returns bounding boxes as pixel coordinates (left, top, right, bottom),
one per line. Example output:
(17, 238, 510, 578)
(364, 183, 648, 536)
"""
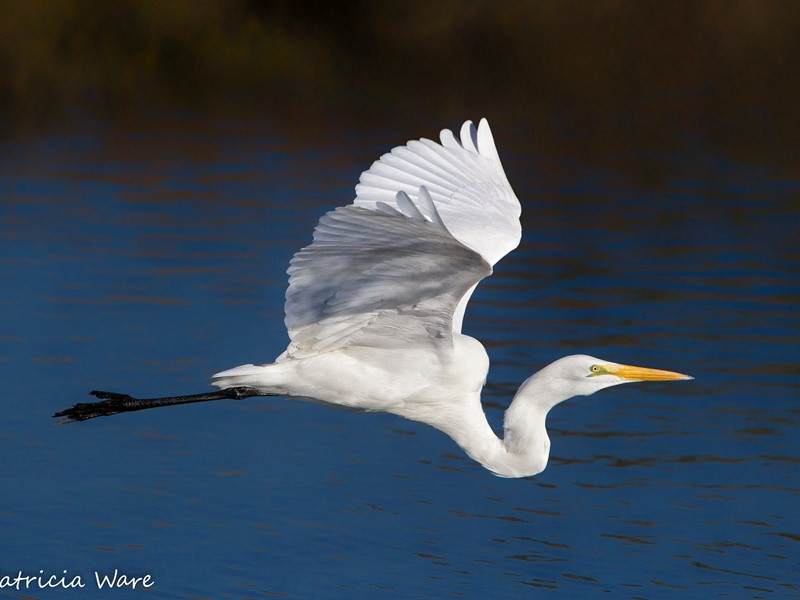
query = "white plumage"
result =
(211, 119, 691, 478)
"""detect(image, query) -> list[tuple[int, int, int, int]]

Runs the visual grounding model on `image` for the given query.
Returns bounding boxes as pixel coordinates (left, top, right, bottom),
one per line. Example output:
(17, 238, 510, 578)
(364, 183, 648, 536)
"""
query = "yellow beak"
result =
(607, 363, 693, 381)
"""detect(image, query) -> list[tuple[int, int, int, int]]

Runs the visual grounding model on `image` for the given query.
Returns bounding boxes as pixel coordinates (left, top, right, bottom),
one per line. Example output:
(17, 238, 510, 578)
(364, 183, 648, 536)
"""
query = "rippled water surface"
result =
(2, 116, 798, 598)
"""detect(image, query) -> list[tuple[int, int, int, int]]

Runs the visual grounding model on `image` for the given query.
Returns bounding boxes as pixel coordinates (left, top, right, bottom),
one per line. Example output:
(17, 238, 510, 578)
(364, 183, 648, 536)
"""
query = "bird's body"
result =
(212, 332, 512, 471)
(55, 118, 692, 478)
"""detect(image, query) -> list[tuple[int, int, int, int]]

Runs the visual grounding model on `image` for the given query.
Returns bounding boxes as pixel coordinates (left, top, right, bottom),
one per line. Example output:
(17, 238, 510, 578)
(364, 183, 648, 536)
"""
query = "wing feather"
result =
(460, 120, 479, 153)
(282, 199, 491, 360)
(283, 118, 520, 356)
(354, 118, 521, 268)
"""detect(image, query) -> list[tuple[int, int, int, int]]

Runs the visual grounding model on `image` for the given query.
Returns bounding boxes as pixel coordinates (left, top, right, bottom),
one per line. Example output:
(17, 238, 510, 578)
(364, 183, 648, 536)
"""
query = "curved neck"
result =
(431, 376, 560, 478)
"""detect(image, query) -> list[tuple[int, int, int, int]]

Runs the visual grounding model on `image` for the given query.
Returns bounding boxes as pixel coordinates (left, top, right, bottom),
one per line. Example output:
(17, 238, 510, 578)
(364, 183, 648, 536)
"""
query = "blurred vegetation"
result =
(0, 0, 343, 116)
(1, 0, 799, 155)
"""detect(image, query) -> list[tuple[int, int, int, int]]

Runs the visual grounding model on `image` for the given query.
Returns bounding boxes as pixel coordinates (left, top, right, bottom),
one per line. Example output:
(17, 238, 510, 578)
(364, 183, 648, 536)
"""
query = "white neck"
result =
(432, 371, 569, 478)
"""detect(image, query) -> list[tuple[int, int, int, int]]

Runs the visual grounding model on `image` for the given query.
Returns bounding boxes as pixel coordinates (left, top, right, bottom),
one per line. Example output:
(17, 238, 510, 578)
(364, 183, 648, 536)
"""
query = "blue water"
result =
(1, 115, 798, 599)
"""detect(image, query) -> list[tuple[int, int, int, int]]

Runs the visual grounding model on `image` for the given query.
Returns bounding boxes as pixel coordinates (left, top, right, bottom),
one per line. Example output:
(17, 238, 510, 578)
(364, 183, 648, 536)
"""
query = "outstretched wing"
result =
(353, 118, 521, 331)
(354, 118, 521, 267)
(282, 194, 491, 360)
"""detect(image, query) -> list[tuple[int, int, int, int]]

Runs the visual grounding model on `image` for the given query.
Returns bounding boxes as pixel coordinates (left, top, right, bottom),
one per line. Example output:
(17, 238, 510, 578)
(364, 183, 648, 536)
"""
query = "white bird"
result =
(55, 118, 692, 478)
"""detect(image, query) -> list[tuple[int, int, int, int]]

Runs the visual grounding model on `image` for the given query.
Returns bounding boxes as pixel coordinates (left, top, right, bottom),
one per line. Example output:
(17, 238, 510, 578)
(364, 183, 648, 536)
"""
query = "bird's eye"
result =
(589, 364, 603, 376)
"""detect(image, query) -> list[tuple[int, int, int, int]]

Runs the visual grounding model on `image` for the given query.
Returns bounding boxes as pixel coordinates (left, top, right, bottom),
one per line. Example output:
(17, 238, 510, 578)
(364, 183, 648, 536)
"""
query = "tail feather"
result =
(210, 363, 282, 391)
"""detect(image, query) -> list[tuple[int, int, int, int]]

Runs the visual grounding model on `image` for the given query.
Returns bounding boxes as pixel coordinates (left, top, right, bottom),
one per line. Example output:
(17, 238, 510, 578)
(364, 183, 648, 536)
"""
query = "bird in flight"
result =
(55, 119, 692, 478)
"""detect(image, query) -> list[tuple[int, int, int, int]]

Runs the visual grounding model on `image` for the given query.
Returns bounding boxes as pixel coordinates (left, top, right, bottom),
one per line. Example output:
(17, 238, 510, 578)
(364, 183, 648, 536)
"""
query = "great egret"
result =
(54, 119, 691, 478)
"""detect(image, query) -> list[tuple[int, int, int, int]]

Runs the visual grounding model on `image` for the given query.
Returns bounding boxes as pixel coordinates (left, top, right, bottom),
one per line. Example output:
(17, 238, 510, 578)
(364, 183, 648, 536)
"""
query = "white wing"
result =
(354, 118, 521, 266)
(282, 194, 491, 360)
(354, 118, 521, 331)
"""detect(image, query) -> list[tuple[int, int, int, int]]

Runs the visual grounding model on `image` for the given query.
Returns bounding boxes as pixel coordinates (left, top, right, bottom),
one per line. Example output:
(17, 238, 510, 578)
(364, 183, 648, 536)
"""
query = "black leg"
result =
(53, 386, 265, 423)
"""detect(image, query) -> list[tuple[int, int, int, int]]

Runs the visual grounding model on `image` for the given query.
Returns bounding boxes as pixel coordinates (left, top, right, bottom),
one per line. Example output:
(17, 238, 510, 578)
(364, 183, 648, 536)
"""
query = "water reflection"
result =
(1, 115, 798, 598)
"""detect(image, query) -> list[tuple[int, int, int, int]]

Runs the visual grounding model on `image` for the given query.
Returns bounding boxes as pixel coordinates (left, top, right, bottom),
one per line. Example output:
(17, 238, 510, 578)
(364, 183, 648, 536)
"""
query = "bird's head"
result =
(517, 354, 693, 409)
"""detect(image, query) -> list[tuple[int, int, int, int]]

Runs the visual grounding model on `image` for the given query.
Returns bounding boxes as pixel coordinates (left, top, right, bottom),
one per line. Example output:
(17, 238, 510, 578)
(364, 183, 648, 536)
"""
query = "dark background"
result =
(3, 0, 799, 171)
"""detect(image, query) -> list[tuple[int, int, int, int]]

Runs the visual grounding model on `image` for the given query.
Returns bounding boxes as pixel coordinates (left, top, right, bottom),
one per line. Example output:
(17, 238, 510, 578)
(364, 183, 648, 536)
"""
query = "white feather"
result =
(354, 118, 521, 272)
(203, 119, 692, 479)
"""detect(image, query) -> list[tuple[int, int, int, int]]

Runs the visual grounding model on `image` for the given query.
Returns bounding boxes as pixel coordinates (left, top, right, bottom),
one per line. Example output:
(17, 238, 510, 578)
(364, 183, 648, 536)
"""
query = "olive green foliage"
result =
(2, 0, 799, 134)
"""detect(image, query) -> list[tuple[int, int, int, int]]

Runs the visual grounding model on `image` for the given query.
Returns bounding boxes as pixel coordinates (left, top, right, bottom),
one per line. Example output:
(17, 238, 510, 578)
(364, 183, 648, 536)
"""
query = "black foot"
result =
(53, 390, 141, 422)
